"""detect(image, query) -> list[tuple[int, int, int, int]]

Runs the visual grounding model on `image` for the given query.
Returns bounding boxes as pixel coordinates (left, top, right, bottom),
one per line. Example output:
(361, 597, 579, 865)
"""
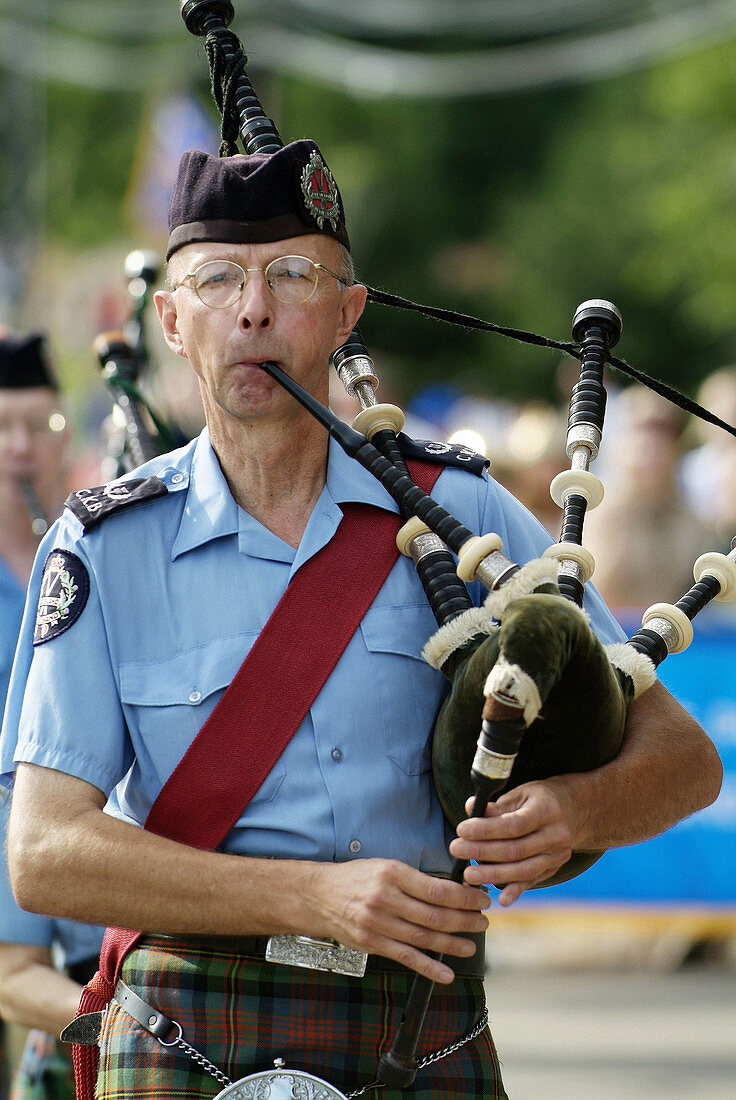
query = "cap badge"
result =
(301, 151, 340, 232)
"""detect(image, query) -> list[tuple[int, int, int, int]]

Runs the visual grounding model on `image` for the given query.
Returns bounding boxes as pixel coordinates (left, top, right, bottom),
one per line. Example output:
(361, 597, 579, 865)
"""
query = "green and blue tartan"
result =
(9, 1031, 74, 1100)
(97, 936, 508, 1100)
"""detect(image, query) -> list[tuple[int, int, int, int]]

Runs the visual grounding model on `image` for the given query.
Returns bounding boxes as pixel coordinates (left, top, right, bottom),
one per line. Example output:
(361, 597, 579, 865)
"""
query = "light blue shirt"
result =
(0, 430, 625, 874)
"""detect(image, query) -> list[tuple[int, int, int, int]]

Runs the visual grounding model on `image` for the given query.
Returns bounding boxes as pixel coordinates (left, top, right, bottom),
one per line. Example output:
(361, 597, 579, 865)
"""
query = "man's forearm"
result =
(551, 679, 722, 852)
(8, 763, 490, 986)
(0, 946, 83, 1035)
(9, 764, 326, 938)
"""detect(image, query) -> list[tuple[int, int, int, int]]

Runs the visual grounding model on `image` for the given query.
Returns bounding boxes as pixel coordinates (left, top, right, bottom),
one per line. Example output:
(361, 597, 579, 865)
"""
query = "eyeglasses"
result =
(175, 255, 348, 309)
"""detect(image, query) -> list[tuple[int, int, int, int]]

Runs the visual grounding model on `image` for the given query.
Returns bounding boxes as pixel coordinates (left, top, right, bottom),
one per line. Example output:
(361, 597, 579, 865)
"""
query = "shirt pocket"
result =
(118, 633, 285, 804)
(359, 604, 446, 776)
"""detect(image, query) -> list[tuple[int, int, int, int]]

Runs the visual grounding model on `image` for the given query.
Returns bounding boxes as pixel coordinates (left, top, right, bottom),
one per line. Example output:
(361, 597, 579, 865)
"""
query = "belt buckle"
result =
(265, 935, 368, 977)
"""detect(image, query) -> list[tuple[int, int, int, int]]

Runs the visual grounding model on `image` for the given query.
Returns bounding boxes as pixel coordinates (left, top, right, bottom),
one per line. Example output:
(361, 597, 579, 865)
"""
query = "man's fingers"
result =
(363, 936, 458, 985)
(360, 923, 483, 985)
(496, 881, 527, 907)
(462, 850, 562, 886)
(457, 796, 546, 842)
(322, 859, 491, 982)
(358, 883, 489, 945)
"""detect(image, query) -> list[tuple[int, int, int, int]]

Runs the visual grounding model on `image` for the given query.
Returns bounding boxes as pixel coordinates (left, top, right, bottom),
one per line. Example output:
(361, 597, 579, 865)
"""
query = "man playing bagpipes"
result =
(0, 140, 721, 1100)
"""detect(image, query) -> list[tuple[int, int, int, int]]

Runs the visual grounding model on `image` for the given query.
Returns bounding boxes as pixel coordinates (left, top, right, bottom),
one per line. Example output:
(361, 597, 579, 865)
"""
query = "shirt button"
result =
(188, 690, 202, 703)
(171, 473, 184, 484)
(331, 747, 343, 762)
(349, 839, 362, 854)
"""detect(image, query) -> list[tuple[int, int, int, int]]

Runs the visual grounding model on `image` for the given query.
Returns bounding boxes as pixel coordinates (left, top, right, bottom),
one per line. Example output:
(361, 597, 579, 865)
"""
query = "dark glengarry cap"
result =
(0, 332, 59, 391)
(166, 139, 350, 260)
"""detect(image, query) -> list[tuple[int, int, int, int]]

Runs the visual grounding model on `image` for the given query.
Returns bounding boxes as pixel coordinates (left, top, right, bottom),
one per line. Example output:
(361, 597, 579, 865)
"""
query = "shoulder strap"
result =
(144, 459, 443, 846)
(145, 501, 402, 846)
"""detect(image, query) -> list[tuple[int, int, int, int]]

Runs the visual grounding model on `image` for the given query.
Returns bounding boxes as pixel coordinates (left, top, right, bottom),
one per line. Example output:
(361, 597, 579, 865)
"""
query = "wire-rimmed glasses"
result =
(175, 255, 348, 308)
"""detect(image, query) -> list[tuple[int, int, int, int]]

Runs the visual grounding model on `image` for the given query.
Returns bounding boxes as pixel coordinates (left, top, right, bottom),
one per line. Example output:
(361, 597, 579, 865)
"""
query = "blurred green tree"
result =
(8, 17, 736, 410)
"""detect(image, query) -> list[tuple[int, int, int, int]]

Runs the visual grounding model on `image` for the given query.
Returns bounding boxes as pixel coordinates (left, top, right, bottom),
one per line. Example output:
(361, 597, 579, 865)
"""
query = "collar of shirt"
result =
(170, 428, 402, 570)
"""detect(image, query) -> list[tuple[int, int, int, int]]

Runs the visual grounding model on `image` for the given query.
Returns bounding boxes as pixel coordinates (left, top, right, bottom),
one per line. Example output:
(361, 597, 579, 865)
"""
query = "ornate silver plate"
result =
(265, 935, 367, 977)
(213, 1067, 348, 1100)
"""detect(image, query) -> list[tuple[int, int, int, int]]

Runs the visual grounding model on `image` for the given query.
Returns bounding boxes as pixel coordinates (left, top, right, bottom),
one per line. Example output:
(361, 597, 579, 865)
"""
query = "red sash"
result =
(73, 460, 443, 1097)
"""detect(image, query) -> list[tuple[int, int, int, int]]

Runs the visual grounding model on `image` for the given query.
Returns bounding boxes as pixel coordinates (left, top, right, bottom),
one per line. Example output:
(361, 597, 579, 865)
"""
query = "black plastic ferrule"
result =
(559, 493, 587, 546)
(414, 551, 473, 625)
(627, 627, 669, 667)
(556, 574, 585, 607)
(676, 575, 722, 619)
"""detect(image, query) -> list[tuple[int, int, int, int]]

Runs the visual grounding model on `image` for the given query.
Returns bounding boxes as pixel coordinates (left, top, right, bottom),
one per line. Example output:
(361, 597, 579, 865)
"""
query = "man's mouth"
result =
(232, 358, 280, 372)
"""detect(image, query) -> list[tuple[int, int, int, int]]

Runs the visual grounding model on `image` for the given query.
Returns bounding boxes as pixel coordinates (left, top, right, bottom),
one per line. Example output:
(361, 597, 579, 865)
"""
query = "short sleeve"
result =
(2, 516, 133, 796)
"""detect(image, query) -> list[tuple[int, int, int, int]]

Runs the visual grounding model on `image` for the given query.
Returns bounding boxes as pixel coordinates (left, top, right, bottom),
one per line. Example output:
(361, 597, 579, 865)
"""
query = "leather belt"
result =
(150, 931, 486, 980)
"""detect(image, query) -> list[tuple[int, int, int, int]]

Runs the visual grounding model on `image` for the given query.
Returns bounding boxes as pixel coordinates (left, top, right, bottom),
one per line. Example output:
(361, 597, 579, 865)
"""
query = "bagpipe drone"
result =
(173, 1, 736, 1090)
(93, 250, 181, 476)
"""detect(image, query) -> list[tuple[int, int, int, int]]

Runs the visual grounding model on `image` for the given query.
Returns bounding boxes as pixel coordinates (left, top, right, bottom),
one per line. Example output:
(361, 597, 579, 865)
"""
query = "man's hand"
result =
(449, 782, 576, 906)
(307, 858, 490, 985)
(448, 679, 723, 907)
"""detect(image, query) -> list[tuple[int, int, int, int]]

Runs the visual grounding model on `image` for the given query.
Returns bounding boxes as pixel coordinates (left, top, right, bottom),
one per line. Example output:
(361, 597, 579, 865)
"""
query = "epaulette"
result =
(397, 433, 490, 477)
(65, 476, 169, 532)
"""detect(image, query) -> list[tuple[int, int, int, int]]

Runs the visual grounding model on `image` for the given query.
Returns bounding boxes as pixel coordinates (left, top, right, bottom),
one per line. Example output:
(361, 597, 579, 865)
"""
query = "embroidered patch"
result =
(300, 151, 340, 232)
(33, 550, 90, 645)
(397, 433, 490, 477)
(65, 476, 168, 531)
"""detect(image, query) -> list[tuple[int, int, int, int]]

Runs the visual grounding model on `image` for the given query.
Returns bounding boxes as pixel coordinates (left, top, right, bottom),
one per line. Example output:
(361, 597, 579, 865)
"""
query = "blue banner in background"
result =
(521, 612, 736, 906)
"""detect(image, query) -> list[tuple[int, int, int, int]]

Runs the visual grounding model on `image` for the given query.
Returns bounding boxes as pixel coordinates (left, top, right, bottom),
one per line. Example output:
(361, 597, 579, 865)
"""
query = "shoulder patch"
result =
(397, 433, 490, 477)
(65, 476, 168, 531)
(34, 550, 90, 646)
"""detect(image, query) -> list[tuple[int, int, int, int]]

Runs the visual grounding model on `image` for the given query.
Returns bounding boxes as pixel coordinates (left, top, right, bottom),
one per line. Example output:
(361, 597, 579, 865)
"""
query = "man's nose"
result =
(236, 270, 273, 330)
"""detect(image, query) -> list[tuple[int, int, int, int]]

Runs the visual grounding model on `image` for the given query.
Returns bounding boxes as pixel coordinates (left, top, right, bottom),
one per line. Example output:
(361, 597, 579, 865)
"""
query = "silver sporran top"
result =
(213, 1066, 348, 1099)
(265, 934, 367, 978)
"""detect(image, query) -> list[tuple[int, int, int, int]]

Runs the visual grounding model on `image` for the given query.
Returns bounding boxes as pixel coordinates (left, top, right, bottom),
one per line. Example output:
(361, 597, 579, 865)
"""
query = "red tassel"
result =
(72, 973, 115, 1100)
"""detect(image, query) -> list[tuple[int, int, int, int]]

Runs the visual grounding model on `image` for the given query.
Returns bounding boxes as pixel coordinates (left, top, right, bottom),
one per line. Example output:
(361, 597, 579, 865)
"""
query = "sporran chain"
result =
(158, 1025, 231, 1089)
(345, 1007, 490, 1098)
(157, 1006, 490, 1097)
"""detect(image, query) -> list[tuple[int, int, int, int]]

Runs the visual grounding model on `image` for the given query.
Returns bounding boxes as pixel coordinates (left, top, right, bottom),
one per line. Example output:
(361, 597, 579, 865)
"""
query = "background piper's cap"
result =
(166, 139, 350, 259)
(0, 332, 59, 391)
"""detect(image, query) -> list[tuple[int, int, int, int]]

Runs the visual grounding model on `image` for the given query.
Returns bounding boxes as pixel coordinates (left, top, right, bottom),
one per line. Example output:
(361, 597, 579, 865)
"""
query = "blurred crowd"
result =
(397, 359, 736, 625)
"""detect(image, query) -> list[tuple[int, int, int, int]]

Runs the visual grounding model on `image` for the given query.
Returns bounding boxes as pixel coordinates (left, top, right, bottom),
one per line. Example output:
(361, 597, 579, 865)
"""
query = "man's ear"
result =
(335, 282, 368, 347)
(154, 290, 187, 358)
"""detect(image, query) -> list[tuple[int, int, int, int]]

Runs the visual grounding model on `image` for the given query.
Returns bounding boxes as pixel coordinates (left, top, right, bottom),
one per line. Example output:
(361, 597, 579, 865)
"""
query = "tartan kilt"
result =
(96, 935, 508, 1100)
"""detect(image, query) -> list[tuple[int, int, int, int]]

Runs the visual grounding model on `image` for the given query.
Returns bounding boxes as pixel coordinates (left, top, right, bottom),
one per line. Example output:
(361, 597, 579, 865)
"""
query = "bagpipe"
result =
(174, 0, 736, 1090)
(18, 476, 50, 538)
(94, 249, 180, 476)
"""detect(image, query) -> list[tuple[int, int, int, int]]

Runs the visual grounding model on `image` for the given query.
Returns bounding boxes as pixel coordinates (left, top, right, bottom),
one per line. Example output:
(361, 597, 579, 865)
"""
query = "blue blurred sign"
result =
(125, 92, 220, 238)
(523, 612, 736, 906)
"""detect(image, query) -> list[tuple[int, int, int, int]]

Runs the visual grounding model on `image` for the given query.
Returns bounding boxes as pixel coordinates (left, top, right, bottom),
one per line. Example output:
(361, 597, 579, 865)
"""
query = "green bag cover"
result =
(431, 591, 634, 886)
